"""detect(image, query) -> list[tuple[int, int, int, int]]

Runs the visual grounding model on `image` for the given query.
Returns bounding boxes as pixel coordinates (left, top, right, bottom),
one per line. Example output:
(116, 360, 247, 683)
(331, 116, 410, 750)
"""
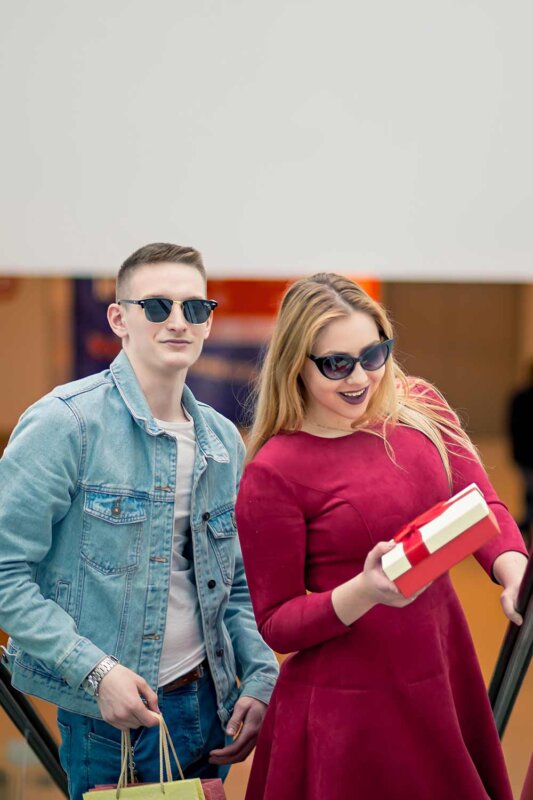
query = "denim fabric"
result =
(57, 669, 229, 800)
(0, 349, 278, 723)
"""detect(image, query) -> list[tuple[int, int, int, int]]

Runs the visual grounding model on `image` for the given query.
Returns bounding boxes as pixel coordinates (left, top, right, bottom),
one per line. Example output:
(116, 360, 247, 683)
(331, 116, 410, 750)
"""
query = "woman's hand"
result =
(492, 551, 529, 626)
(332, 541, 429, 625)
(360, 540, 429, 609)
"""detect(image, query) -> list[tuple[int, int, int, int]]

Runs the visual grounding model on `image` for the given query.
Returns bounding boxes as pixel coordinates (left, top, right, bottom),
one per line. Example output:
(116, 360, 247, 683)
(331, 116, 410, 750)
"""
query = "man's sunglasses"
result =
(308, 339, 394, 380)
(118, 298, 218, 324)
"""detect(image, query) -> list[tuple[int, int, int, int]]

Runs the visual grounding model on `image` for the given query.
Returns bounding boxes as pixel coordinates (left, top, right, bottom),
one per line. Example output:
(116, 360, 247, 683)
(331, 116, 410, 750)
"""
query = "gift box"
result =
(381, 483, 500, 598)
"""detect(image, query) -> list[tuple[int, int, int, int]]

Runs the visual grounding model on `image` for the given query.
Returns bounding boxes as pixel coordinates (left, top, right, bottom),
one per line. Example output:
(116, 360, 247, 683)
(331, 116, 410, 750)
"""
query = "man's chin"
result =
(159, 352, 198, 372)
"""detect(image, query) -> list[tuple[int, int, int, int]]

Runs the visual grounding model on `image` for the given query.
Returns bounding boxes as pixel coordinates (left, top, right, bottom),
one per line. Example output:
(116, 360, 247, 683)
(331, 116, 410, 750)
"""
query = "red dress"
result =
(236, 411, 527, 800)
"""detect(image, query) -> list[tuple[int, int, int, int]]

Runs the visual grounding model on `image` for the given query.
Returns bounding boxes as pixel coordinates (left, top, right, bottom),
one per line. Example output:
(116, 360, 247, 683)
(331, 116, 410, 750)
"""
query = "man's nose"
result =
(165, 302, 188, 329)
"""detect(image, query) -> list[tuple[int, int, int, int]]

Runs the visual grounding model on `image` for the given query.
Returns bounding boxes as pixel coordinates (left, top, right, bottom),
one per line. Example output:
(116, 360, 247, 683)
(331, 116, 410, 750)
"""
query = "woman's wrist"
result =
(492, 551, 528, 589)
(332, 573, 376, 626)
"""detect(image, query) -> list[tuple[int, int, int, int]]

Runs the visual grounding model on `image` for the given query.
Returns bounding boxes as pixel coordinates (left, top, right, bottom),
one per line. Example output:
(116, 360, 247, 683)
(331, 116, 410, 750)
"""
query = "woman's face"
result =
(300, 310, 386, 429)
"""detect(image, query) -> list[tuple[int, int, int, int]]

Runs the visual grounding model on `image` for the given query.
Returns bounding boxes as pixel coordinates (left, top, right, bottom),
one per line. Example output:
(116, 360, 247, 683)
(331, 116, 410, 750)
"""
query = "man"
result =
(0, 243, 279, 799)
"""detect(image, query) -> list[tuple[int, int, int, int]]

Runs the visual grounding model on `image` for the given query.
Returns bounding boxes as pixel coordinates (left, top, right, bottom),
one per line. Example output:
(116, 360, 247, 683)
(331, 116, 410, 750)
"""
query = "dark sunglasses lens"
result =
(182, 300, 212, 324)
(321, 355, 356, 380)
(143, 298, 173, 322)
(360, 342, 390, 371)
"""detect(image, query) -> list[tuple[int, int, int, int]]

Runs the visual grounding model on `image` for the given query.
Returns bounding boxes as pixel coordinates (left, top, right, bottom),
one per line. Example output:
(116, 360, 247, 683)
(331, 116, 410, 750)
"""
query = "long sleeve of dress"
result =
(413, 382, 528, 576)
(236, 460, 352, 654)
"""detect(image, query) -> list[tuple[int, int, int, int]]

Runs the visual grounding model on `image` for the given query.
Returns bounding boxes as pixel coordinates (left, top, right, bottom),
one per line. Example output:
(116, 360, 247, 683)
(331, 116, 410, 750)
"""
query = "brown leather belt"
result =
(161, 659, 208, 693)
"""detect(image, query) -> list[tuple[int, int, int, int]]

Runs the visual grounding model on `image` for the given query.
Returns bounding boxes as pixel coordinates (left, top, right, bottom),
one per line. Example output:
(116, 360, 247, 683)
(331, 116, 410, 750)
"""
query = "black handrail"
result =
(0, 660, 68, 795)
(488, 554, 533, 738)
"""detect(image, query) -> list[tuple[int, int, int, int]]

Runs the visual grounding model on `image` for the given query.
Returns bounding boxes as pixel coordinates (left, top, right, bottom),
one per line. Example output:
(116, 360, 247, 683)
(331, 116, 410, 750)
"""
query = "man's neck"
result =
(128, 356, 189, 423)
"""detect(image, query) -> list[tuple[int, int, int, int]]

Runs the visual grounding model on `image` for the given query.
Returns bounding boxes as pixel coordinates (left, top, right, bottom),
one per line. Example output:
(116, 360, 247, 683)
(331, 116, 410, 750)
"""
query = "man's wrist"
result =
(82, 656, 119, 697)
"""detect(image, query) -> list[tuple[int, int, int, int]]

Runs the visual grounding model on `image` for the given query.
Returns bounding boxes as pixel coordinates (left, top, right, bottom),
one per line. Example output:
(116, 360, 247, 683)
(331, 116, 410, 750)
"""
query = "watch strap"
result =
(83, 655, 119, 697)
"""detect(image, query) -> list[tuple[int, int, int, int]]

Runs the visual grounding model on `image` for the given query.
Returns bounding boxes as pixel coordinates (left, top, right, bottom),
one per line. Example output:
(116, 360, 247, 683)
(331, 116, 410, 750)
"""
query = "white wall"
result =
(1, 0, 532, 279)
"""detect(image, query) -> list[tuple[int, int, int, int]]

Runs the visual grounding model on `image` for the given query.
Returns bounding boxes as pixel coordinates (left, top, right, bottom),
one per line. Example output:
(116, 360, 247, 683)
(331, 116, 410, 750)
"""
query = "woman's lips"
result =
(337, 386, 369, 405)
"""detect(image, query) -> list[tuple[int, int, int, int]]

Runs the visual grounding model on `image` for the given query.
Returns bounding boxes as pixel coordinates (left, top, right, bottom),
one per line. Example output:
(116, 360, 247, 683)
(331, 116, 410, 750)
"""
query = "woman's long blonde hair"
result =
(246, 273, 478, 486)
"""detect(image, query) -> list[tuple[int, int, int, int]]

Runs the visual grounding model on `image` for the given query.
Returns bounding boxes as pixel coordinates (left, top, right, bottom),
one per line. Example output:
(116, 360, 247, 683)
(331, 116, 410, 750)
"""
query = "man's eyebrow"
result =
(138, 294, 206, 300)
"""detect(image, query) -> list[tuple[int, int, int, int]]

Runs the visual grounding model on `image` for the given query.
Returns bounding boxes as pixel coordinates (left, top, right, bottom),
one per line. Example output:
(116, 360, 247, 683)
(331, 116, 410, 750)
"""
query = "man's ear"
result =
(203, 313, 213, 342)
(107, 303, 128, 340)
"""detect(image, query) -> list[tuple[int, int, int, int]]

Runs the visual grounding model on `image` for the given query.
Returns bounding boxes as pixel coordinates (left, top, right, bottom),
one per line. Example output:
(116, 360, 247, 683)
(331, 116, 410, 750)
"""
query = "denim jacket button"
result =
(202, 512, 210, 521)
(207, 579, 217, 589)
(111, 503, 121, 517)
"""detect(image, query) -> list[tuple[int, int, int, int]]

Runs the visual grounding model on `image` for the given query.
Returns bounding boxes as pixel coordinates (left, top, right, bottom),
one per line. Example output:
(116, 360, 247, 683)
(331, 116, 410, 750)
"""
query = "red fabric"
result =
(236, 393, 527, 800)
(520, 754, 533, 800)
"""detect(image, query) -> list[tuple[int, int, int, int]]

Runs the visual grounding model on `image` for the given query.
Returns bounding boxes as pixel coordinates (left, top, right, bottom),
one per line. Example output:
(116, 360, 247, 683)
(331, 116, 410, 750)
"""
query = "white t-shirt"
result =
(155, 413, 206, 687)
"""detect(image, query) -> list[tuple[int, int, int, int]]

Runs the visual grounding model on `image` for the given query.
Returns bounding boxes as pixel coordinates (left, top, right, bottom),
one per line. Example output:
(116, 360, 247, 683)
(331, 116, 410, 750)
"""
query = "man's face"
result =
(110, 262, 212, 376)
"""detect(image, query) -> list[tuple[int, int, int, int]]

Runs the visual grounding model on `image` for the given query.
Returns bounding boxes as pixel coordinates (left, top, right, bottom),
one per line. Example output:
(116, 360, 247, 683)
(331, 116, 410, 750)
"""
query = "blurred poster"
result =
(74, 277, 380, 425)
(74, 279, 120, 379)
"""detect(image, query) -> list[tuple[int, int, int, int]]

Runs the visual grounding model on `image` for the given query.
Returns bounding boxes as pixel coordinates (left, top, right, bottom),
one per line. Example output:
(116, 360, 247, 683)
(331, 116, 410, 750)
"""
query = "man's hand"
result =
(208, 696, 267, 765)
(96, 664, 160, 730)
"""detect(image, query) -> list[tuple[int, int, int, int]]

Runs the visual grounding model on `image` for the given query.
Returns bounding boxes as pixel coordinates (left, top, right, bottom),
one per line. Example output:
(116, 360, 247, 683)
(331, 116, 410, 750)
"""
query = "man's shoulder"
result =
(13, 369, 116, 436)
(50, 368, 114, 402)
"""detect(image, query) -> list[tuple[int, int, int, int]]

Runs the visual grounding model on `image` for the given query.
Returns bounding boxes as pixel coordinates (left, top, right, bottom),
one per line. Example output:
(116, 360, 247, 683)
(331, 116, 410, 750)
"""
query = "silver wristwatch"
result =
(82, 656, 119, 697)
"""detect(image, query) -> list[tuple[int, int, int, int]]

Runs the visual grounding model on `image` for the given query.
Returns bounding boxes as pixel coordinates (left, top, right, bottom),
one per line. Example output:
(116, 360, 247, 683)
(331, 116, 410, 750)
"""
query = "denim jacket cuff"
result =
(238, 676, 277, 706)
(57, 637, 108, 689)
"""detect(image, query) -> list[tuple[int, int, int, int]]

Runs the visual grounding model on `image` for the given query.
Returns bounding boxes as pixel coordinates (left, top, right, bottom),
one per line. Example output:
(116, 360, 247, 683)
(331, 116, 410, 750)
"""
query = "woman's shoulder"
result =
(401, 375, 444, 400)
(239, 432, 312, 500)
(398, 376, 454, 413)
(247, 431, 303, 466)
(243, 430, 323, 483)
(396, 376, 465, 439)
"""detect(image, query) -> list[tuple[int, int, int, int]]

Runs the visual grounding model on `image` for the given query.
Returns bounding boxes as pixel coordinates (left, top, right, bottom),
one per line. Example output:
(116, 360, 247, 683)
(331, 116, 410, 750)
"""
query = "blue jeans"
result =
(57, 670, 229, 800)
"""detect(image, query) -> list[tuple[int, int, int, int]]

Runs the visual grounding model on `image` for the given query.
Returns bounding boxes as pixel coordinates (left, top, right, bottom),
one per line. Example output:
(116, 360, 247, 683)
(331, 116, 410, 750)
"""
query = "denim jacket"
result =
(0, 350, 278, 722)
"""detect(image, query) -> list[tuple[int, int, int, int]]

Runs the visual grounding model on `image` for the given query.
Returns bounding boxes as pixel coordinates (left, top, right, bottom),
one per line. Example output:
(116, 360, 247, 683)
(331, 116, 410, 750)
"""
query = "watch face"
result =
(83, 673, 98, 696)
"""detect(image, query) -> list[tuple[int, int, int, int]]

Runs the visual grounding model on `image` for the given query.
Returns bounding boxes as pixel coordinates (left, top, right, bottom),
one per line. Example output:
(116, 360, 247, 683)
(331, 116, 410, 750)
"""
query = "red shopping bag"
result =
(200, 779, 226, 800)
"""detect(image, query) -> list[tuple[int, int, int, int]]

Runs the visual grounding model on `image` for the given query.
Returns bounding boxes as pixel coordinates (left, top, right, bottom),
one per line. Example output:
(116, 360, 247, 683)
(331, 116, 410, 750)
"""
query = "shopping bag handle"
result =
(116, 711, 186, 798)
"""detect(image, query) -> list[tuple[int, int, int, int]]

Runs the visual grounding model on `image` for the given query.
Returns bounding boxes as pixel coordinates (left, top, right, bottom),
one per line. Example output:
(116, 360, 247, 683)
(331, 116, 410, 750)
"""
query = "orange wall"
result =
(0, 278, 72, 433)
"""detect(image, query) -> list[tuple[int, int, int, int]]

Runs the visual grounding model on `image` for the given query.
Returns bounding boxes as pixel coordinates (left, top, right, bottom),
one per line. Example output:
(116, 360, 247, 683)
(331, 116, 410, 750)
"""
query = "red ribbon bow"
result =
(393, 500, 449, 566)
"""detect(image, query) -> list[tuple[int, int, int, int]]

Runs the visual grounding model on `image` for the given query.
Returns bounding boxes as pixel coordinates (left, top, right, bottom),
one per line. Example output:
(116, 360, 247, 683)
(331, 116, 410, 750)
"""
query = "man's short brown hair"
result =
(116, 243, 206, 297)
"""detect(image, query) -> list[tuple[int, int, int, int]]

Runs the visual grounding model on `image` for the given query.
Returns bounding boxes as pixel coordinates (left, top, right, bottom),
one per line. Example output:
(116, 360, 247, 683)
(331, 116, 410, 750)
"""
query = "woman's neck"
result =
(300, 417, 359, 438)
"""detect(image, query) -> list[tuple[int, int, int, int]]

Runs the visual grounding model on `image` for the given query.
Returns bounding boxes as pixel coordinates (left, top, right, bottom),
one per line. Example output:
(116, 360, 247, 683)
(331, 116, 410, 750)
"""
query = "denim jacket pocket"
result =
(81, 490, 146, 574)
(207, 508, 237, 585)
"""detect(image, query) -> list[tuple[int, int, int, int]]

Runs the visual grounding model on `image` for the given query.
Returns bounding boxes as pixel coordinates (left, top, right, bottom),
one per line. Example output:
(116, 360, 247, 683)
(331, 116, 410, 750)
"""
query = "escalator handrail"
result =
(0, 660, 68, 795)
(488, 553, 533, 738)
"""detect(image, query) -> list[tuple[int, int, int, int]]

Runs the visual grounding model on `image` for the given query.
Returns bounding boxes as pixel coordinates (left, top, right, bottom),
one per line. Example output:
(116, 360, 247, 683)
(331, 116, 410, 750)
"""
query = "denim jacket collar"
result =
(110, 349, 229, 463)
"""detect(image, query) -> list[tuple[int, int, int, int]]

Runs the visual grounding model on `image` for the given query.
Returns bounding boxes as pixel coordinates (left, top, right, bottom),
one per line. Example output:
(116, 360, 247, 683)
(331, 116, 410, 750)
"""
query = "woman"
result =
(235, 273, 528, 800)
